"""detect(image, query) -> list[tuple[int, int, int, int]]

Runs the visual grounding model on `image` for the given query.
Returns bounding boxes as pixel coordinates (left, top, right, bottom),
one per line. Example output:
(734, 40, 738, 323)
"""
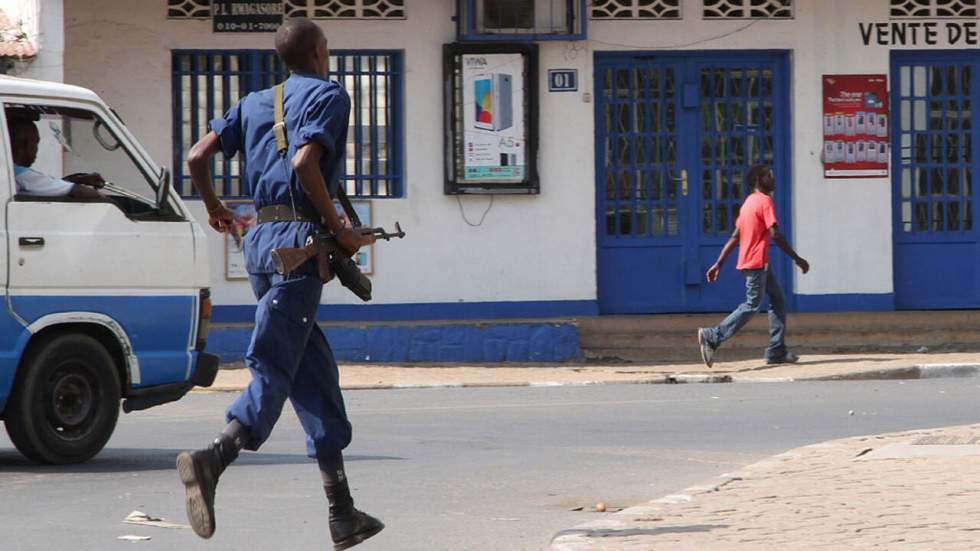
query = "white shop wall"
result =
(63, 0, 597, 311)
(61, 0, 958, 312)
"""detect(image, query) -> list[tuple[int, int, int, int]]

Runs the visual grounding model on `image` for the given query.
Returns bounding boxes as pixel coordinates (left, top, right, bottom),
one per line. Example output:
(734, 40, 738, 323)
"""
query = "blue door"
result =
(892, 52, 980, 309)
(595, 51, 792, 314)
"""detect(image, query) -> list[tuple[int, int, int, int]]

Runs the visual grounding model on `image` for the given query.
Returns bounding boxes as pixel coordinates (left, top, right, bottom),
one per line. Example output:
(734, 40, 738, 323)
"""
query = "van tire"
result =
(4, 333, 121, 464)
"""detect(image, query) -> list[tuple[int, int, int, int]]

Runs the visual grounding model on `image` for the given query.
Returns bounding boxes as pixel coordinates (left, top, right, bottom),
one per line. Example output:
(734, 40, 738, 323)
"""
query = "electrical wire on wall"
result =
(587, 19, 759, 50)
(456, 194, 495, 227)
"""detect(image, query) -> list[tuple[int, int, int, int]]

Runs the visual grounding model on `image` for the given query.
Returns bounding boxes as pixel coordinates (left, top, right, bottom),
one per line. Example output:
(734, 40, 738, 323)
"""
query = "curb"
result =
(549, 471, 747, 550)
(196, 363, 980, 393)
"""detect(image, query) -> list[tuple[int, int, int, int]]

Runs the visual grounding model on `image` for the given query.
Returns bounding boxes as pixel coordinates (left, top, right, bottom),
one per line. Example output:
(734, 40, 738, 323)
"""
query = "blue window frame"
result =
(456, 0, 587, 41)
(171, 49, 404, 198)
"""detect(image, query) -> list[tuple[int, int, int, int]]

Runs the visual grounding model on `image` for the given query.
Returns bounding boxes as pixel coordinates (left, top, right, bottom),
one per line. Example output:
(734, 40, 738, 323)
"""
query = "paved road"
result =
(2, 379, 980, 551)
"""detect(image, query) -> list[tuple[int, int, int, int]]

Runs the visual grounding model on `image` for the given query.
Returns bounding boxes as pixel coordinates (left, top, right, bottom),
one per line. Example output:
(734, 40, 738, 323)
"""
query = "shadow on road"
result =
(0, 448, 404, 473)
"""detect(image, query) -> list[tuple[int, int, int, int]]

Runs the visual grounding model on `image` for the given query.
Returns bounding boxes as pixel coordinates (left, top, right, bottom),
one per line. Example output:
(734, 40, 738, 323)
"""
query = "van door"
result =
(3, 101, 199, 387)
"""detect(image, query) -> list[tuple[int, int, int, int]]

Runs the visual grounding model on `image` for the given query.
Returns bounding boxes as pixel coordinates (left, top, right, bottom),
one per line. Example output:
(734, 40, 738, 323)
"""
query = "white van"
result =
(0, 76, 217, 464)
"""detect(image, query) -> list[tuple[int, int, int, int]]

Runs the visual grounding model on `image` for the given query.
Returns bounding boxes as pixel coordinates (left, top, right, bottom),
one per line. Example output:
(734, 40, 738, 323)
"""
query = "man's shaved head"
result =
(275, 17, 325, 71)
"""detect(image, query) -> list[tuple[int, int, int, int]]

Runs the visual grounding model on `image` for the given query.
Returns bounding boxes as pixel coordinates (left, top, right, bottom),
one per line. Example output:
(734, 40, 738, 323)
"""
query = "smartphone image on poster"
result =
(877, 142, 889, 163)
(846, 142, 856, 163)
(856, 140, 866, 162)
(877, 114, 888, 137)
(866, 112, 878, 135)
(473, 73, 513, 132)
(835, 141, 845, 162)
(824, 115, 835, 136)
(824, 141, 836, 162)
(834, 114, 845, 135)
(856, 112, 866, 134)
(845, 115, 857, 136)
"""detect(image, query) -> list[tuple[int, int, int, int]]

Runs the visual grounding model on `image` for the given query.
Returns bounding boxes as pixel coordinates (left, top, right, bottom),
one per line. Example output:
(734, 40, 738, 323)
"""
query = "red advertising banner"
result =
(822, 74, 889, 179)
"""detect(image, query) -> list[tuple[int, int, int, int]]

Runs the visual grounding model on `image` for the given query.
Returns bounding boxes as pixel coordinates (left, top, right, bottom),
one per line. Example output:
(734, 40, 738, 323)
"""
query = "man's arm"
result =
(68, 183, 101, 199)
(187, 131, 234, 232)
(706, 227, 739, 283)
(292, 142, 373, 254)
(770, 225, 810, 273)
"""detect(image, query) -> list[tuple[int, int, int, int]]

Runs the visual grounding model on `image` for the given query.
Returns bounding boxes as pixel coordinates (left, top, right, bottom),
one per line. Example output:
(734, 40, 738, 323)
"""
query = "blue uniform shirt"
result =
(210, 72, 350, 274)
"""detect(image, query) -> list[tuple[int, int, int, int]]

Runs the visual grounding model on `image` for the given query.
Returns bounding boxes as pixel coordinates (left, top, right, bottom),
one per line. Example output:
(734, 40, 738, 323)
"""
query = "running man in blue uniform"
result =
(176, 18, 383, 550)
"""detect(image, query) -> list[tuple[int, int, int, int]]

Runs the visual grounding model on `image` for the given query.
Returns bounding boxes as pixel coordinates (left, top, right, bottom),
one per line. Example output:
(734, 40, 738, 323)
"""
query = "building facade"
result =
(6, 0, 979, 359)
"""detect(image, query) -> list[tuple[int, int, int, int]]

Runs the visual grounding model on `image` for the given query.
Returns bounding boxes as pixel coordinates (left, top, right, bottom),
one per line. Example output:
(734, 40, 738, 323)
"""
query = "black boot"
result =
(320, 452, 384, 550)
(176, 420, 246, 538)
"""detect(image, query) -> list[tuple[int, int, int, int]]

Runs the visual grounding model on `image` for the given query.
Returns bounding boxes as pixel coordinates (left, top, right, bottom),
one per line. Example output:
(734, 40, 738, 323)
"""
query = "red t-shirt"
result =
(736, 192, 778, 270)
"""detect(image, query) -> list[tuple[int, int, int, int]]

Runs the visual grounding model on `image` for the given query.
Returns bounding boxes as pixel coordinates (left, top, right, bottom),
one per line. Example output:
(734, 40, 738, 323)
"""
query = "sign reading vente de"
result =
(213, 0, 283, 33)
(548, 69, 577, 92)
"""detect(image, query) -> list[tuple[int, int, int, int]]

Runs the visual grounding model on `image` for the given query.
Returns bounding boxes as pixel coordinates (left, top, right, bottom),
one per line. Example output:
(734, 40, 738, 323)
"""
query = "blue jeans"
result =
(226, 272, 352, 459)
(703, 266, 788, 361)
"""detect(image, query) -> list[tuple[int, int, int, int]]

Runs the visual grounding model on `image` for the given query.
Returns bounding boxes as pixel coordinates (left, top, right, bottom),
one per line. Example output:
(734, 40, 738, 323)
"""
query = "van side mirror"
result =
(156, 168, 172, 215)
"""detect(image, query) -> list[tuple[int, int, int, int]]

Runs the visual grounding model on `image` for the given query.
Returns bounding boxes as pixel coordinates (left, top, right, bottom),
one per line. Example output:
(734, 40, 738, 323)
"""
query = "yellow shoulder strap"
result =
(273, 83, 288, 156)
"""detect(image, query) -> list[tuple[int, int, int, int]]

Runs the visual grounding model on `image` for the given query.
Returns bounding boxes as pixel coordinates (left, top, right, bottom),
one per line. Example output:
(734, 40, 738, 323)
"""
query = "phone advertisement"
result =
(461, 53, 525, 182)
(822, 74, 890, 178)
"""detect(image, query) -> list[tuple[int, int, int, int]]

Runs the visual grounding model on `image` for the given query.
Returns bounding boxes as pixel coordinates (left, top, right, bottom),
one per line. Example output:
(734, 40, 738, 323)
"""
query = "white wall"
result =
(64, 0, 598, 309)
(62, 0, 922, 310)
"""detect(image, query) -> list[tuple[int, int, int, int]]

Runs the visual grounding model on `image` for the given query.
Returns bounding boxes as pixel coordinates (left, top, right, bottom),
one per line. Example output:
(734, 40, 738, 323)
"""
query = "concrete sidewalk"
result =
(199, 351, 980, 392)
(550, 422, 980, 550)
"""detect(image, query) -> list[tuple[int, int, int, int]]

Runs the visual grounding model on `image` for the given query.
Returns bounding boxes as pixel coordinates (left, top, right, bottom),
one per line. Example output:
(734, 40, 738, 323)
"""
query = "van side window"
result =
(5, 104, 180, 221)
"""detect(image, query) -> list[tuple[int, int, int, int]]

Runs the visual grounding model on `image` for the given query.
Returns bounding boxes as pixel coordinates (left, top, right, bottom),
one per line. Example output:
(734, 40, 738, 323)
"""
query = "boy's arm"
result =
(770, 225, 810, 273)
(706, 227, 740, 283)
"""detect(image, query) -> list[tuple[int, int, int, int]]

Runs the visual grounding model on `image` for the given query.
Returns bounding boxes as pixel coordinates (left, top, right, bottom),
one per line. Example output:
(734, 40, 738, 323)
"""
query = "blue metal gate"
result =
(892, 52, 980, 309)
(595, 51, 792, 314)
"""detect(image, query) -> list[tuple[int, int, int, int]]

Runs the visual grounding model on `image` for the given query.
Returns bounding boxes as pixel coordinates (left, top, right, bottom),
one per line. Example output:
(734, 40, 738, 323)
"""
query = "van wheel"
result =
(4, 333, 120, 464)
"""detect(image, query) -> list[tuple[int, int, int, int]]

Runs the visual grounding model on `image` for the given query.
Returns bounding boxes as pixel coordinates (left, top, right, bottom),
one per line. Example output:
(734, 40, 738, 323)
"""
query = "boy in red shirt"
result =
(698, 164, 810, 367)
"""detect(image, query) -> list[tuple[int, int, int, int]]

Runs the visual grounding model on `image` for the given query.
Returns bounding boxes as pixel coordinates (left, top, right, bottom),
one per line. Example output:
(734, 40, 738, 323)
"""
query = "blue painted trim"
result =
(456, 0, 587, 41)
(795, 293, 895, 312)
(207, 322, 583, 363)
(212, 299, 599, 323)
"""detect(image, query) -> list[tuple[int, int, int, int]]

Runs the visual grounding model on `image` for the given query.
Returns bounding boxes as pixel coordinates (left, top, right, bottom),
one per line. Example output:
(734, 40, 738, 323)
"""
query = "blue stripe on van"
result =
(8, 295, 196, 388)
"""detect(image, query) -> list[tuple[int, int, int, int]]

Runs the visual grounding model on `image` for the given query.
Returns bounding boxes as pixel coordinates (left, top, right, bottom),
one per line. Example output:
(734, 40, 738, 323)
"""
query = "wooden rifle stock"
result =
(270, 243, 320, 278)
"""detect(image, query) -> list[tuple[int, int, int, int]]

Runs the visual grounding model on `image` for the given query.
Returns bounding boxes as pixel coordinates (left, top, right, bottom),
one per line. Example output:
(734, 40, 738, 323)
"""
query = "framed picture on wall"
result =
(335, 199, 374, 275)
(224, 200, 258, 280)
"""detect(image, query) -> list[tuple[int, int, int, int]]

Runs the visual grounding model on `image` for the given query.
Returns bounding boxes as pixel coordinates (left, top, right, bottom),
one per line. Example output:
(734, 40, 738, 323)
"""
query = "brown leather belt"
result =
(256, 204, 321, 224)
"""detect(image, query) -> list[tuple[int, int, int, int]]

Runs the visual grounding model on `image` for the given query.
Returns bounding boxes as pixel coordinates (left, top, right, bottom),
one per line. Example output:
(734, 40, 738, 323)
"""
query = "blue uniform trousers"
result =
(226, 271, 352, 459)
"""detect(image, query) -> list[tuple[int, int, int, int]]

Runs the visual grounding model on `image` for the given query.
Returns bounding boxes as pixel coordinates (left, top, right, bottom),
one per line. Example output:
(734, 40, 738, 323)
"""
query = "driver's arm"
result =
(68, 184, 101, 199)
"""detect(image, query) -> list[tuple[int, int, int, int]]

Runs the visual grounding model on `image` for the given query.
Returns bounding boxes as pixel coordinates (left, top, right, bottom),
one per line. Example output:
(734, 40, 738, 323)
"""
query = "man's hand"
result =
(795, 257, 810, 274)
(706, 263, 722, 283)
(335, 228, 377, 255)
(64, 172, 106, 189)
(206, 202, 235, 233)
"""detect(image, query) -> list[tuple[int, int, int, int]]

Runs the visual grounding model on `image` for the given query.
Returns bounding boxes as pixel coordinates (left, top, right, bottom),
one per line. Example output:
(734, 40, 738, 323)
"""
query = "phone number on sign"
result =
(214, 21, 279, 32)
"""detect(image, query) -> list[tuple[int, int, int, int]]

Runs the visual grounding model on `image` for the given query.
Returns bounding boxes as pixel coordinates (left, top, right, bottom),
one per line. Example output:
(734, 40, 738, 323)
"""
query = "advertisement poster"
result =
(224, 200, 257, 280)
(461, 53, 526, 183)
(822, 74, 889, 178)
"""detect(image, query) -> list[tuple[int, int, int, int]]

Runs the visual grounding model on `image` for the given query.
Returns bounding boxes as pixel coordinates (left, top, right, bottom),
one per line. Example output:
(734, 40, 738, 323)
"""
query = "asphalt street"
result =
(2, 378, 980, 551)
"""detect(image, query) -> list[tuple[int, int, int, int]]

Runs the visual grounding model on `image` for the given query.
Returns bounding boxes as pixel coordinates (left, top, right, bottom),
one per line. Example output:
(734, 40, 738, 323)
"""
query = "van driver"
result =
(8, 117, 103, 199)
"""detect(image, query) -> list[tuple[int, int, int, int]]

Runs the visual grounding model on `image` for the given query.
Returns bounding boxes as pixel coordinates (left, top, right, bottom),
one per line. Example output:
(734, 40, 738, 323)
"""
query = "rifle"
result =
(270, 222, 406, 302)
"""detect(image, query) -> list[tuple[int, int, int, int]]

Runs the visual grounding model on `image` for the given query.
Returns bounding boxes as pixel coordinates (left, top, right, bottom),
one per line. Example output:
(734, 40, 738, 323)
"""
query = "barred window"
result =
(171, 50, 404, 198)
(590, 0, 682, 19)
(702, 0, 792, 19)
(168, 0, 406, 19)
(890, 0, 977, 18)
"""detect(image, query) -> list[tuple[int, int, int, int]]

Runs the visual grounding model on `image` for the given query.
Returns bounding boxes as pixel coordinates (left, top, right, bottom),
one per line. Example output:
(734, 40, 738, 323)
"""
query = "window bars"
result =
(171, 50, 403, 198)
